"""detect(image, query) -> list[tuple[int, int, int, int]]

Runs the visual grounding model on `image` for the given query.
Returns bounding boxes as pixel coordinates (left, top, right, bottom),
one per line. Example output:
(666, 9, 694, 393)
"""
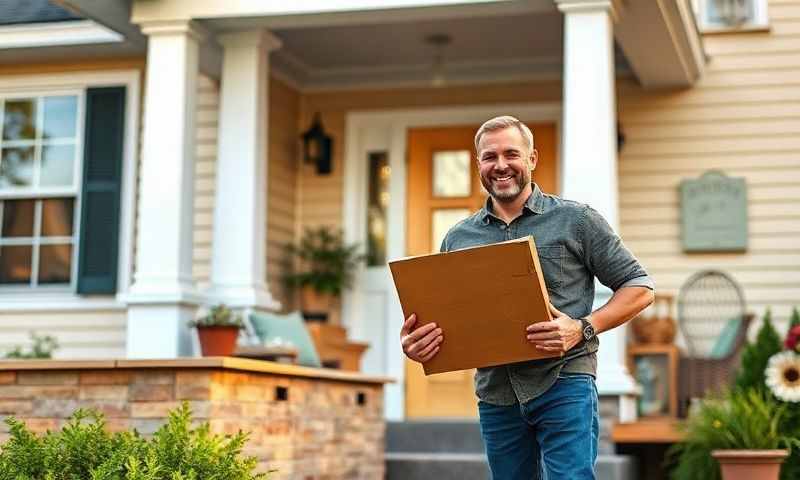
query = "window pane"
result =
(41, 198, 74, 237)
(433, 150, 471, 197)
(2, 99, 37, 141)
(707, 0, 754, 25)
(367, 152, 390, 266)
(2, 199, 35, 237)
(432, 209, 471, 252)
(0, 147, 34, 187)
(38, 244, 72, 284)
(43, 96, 78, 139)
(41, 144, 75, 187)
(0, 245, 32, 284)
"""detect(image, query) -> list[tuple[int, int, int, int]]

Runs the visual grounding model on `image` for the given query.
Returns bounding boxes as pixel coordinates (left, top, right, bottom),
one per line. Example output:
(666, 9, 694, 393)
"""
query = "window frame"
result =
(692, 0, 770, 32)
(0, 89, 85, 292)
(0, 69, 140, 308)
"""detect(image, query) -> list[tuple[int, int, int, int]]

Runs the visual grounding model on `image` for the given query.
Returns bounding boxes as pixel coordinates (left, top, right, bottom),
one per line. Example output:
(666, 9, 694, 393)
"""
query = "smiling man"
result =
(400, 115, 655, 479)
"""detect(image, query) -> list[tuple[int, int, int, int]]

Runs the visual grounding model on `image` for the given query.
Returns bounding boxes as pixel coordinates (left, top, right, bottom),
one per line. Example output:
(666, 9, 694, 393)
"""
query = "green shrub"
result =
(668, 389, 800, 480)
(0, 402, 269, 480)
(735, 308, 782, 393)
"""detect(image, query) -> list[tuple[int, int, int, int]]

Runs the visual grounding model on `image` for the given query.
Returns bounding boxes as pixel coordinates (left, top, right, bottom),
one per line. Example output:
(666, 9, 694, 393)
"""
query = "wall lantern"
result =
(301, 113, 333, 175)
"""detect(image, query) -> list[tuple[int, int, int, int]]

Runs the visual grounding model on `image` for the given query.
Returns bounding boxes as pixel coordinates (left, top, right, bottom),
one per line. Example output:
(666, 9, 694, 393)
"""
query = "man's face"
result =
(476, 126, 536, 203)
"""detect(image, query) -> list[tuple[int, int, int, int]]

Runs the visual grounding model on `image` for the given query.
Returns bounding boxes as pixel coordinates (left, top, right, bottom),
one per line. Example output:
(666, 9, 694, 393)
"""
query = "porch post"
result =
(555, 0, 637, 399)
(125, 20, 205, 358)
(207, 30, 281, 312)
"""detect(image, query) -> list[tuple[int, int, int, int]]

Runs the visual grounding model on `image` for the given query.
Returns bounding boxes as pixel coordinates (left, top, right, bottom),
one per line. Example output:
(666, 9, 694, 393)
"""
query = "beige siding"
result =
(0, 311, 127, 358)
(267, 77, 301, 310)
(618, 0, 800, 329)
(193, 74, 219, 288)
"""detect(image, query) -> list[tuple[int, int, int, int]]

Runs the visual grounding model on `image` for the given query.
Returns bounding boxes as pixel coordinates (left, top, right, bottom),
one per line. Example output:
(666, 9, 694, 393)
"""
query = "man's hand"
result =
(525, 303, 583, 353)
(401, 313, 443, 363)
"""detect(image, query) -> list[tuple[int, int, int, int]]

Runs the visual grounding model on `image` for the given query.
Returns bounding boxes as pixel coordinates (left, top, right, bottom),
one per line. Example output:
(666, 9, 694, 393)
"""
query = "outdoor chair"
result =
(676, 270, 752, 417)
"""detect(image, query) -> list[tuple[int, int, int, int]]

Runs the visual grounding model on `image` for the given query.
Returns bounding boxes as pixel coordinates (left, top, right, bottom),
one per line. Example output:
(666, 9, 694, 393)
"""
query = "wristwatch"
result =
(580, 317, 596, 342)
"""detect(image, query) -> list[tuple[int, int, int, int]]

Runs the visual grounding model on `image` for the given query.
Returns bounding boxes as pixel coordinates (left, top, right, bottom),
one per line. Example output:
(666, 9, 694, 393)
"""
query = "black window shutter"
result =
(76, 87, 125, 294)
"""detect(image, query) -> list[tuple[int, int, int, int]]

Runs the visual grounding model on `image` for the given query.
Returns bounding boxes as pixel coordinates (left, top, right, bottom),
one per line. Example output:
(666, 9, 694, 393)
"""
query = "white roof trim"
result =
(0, 19, 124, 49)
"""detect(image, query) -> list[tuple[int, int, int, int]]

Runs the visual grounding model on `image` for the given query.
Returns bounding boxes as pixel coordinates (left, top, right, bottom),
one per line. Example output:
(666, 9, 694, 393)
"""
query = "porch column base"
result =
(124, 287, 203, 358)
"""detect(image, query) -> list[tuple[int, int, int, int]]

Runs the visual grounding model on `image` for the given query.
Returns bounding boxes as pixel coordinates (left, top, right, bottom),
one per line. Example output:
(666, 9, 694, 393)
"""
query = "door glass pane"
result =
(41, 198, 74, 237)
(2, 199, 35, 237)
(433, 150, 471, 197)
(366, 152, 390, 266)
(432, 208, 471, 252)
(0, 244, 32, 284)
(41, 144, 75, 187)
(0, 147, 34, 187)
(39, 243, 72, 284)
(2, 99, 37, 141)
(42, 96, 78, 139)
(707, 0, 754, 26)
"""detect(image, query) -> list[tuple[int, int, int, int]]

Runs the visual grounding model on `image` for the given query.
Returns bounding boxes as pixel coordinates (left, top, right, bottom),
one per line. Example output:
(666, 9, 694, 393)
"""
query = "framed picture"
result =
(627, 344, 679, 418)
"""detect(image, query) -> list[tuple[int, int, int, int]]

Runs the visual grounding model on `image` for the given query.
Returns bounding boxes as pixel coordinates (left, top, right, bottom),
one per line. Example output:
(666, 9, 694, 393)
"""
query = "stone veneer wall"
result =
(0, 364, 386, 479)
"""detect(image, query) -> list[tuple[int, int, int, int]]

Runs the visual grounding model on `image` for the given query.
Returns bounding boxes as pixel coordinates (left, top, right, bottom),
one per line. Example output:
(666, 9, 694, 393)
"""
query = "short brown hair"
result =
(474, 115, 534, 154)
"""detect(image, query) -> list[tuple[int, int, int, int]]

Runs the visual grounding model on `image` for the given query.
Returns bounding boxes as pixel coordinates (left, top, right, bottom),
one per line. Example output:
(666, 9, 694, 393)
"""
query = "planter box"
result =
(0, 358, 392, 479)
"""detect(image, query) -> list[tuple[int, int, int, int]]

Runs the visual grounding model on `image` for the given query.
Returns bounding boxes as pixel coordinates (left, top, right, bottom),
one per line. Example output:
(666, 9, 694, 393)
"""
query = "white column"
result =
(124, 20, 205, 358)
(207, 30, 282, 312)
(556, 0, 636, 397)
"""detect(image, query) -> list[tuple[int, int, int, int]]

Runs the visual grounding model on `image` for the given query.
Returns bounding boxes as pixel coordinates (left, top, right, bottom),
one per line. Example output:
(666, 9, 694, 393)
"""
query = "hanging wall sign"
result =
(680, 171, 748, 253)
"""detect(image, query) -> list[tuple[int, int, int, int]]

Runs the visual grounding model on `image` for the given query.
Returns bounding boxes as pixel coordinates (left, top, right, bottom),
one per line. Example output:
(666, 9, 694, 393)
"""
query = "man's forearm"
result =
(588, 286, 654, 335)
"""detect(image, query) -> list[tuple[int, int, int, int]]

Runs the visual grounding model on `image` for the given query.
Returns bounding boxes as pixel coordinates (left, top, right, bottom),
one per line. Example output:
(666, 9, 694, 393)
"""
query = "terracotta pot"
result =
(196, 326, 240, 356)
(301, 286, 333, 319)
(712, 449, 788, 480)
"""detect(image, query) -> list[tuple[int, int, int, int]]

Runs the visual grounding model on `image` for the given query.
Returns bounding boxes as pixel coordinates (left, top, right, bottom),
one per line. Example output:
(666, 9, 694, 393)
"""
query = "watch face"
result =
(583, 324, 595, 340)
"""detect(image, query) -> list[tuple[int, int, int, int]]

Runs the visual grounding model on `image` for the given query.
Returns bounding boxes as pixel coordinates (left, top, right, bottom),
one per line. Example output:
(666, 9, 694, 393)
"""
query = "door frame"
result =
(343, 102, 562, 420)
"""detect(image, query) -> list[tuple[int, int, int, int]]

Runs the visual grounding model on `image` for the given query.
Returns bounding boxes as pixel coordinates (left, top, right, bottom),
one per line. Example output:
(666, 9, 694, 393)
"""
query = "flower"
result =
(765, 351, 800, 402)
(785, 325, 800, 353)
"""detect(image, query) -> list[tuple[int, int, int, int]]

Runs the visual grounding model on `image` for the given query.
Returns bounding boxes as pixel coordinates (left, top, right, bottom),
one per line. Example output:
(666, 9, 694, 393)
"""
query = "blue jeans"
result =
(478, 373, 599, 480)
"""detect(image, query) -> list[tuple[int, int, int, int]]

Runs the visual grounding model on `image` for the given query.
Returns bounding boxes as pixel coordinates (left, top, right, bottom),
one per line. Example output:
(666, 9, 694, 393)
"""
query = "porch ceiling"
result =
(265, 11, 568, 90)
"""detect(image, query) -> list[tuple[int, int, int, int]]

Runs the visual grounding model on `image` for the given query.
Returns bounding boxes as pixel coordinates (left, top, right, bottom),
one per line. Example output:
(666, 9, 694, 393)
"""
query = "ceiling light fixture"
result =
(425, 33, 451, 88)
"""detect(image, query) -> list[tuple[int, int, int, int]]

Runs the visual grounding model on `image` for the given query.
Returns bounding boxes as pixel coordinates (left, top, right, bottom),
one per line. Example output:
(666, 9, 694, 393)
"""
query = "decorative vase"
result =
(712, 449, 788, 480)
(196, 326, 240, 356)
(301, 286, 333, 322)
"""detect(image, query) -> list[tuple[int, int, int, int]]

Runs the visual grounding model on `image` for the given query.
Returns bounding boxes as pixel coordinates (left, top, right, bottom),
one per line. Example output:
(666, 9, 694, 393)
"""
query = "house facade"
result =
(0, 0, 798, 428)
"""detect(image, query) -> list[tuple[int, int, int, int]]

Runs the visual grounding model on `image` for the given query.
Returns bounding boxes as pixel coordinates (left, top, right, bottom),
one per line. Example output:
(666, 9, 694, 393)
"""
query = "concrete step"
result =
(387, 453, 636, 480)
(386, 452, 489, 480)
(386, 421, 485, 454)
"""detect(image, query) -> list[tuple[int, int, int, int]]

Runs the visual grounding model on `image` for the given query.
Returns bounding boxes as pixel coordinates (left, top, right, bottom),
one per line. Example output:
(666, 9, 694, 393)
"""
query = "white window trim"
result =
(0, 89, 85, 292)
(0, 70, 141, 312)
(0, 20, 123, 49)
(692, 0, 770, 33)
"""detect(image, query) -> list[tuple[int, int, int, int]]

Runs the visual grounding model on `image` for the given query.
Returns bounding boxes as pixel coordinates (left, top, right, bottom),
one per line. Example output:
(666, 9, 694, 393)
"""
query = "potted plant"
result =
(189, 304, 243, 356)
(669, 309, 800, 480)
(283, 226, 363, 321)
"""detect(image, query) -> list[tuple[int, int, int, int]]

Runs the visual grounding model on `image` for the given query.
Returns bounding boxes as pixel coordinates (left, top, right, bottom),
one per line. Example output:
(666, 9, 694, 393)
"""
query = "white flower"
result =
(765, 351, 800, 403)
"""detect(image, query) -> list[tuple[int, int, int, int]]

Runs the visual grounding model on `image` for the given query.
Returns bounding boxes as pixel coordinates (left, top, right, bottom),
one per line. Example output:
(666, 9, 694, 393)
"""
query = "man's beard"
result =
(480, 170, 530, 203)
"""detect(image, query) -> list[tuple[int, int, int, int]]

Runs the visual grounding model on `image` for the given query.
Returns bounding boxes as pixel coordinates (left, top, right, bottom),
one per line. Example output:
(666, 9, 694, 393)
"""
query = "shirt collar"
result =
(480, 183, 544, 224)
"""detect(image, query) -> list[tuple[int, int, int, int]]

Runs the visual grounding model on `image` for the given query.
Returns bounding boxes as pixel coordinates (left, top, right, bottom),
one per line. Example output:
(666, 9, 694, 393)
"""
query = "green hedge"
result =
(0, 402, 269, 480)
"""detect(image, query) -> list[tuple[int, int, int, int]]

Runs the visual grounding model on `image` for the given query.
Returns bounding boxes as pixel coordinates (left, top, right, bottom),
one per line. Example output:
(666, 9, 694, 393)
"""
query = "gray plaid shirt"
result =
(440, 183, 654, 406)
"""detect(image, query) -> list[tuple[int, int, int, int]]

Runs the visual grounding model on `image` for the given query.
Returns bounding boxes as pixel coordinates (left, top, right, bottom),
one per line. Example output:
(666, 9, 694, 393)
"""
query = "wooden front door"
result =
(404, 123, 557, 418)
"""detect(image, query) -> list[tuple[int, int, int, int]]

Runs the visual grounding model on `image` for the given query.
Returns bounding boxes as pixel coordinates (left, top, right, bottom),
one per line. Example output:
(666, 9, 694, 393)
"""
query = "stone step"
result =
(386, 421, 485, 454)
(386, 452, 489, 480)
(386, 453, 637, 480)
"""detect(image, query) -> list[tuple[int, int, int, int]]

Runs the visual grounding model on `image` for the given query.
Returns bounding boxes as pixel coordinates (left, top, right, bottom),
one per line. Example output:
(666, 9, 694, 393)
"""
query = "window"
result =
(693, 0, 769, 31)
(0, 93, 82, 289)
